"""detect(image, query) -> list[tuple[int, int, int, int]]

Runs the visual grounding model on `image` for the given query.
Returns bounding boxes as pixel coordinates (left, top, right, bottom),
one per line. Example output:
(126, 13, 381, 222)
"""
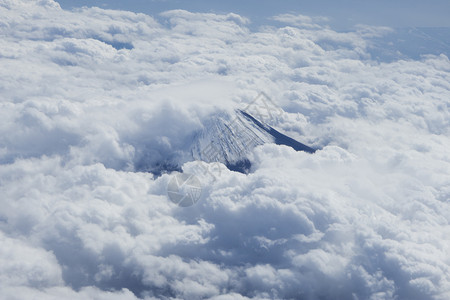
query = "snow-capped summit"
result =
(135, 109, 315, 175)
(191, 109, 315, 172)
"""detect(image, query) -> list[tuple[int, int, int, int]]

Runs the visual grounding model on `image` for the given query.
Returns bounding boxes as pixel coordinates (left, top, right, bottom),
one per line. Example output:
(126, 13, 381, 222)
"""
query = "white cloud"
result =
(1, 0, 450, 299)
(271, 13, 329, 29)
(0, 231, 63, 287)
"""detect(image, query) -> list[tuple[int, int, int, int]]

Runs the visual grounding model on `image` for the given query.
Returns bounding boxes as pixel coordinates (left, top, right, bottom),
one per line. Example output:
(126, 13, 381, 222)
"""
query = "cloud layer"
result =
(1, 0, 450, 299)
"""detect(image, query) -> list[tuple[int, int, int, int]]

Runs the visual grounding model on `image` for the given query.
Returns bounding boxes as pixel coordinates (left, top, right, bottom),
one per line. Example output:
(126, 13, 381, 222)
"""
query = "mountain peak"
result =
(191, 110, 315, 173)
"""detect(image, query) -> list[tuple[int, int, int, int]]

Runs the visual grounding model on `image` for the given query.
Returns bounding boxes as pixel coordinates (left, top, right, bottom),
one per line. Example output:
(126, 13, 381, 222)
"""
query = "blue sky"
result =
(56, 0, 450, 30)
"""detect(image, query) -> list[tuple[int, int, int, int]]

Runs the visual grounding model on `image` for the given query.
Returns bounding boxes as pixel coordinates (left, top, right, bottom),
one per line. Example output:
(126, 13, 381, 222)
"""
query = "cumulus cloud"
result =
(1, 0, 450, 299)
(271, 13, 329, 29)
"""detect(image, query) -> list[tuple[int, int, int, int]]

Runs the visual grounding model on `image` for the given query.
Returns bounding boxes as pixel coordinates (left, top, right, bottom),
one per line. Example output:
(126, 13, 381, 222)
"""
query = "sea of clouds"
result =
(1, 0, 450, 299)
